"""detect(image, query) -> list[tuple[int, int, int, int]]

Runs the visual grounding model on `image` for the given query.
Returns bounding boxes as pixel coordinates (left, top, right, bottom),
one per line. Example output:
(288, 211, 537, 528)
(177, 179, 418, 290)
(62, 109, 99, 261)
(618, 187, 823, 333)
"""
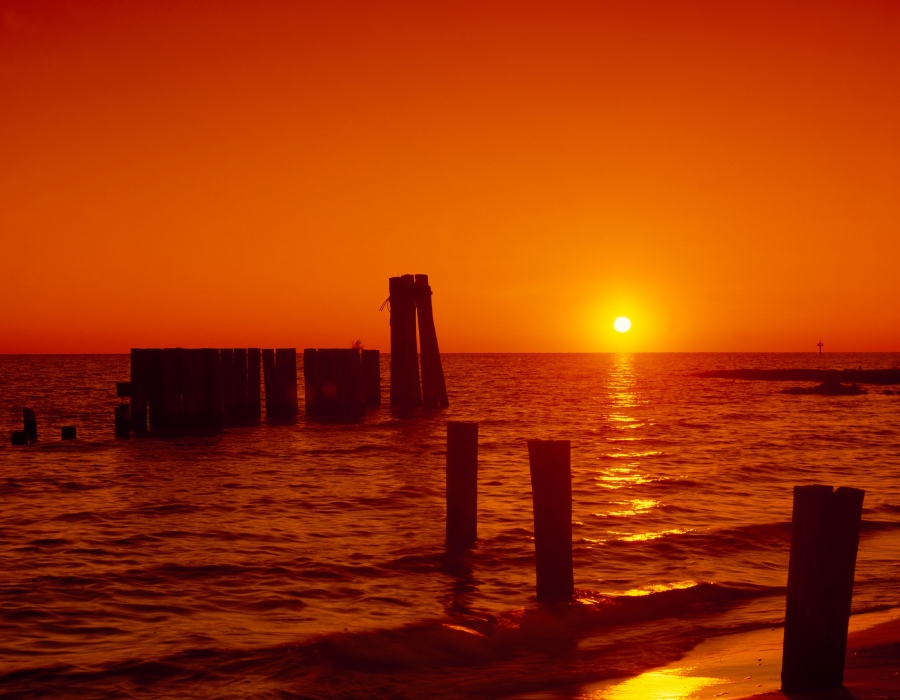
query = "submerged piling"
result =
(11, 431, 27, 445)
(61, 426, 76, 440)
(446, 422, 478, 553)
(247, 348, 261, 422)
(23, 407, 37, 443)
(114, 404, 130, 439)
(781, 484, 865, 692)
(389, 275, 421, 408)
(527, 439, 574, 603)
(415, 274, 448, 409)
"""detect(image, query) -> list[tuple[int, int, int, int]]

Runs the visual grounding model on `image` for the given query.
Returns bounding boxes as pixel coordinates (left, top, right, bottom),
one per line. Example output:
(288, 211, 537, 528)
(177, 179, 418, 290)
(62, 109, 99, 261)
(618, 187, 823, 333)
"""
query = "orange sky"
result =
(2, 0, 898, 353)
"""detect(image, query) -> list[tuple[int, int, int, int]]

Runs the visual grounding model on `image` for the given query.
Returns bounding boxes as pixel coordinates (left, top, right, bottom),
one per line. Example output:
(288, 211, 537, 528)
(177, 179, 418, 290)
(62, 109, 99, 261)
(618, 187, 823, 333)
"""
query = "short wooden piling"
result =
(781, 484, 865, 692)
(345, 349, 366, 419)
(191, 349, 205, 426)
(389, 275, 421, 408)
(179, 348, 196, 432)
(415, 274, 448, 409)
(114, 404, 130, 439)
(527, 439, 574, 603)
(201, 348, 226, 430)
(276, 348, 299, 418)
(162, 348, 183, 433)
(23, 407, 37, 443)
(147, 349, 165, 432)
(446, 422, 478, 553)
(220, 349, 236, 425)
(234, 348, 248, 425)
(303, 349, 317, 413)
(247, 348, 261, 421)
(262, 349, 278, 420)
(61, 426, 76, 440)
(362, 349, 381, 408)
(130, 349, 149, 434)
(11, 431, 27, 445)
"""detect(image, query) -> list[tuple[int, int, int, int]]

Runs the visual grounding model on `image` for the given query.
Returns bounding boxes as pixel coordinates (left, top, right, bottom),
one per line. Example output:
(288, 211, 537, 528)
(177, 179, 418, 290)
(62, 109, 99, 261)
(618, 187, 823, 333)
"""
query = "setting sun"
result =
(614, 317, 632, 333)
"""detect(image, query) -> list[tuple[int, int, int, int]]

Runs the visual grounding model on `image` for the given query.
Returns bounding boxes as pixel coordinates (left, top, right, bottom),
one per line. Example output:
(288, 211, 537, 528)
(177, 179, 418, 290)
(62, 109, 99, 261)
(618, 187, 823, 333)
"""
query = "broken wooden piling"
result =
(11, 431, 27, 445)
(415, 274, 448, 409)
(527, 439, 574, 603)
(446, 422, 478, 553)
(781, 484, 865, 692)
(389, 275, 421, 408)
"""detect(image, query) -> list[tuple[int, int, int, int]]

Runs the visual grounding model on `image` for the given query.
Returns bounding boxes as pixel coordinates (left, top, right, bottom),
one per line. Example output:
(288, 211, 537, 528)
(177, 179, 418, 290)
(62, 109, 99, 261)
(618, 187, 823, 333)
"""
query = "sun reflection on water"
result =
(581, 668, 725, 700)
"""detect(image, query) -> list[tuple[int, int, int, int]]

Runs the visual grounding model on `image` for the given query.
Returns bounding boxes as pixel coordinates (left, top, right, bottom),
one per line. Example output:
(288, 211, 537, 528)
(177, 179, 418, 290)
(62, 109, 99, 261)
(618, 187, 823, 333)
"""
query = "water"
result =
(1, 353, 898, 698)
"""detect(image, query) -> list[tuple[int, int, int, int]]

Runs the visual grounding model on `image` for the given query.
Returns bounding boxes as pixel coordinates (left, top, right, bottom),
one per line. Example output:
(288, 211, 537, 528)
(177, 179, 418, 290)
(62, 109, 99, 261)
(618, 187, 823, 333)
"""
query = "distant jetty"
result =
(694, 369, 900, 385)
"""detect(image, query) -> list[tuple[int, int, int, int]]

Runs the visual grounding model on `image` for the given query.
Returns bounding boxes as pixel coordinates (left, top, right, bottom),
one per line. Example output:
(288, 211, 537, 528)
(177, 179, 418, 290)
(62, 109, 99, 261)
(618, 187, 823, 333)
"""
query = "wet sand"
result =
(573, 609, 900, 700)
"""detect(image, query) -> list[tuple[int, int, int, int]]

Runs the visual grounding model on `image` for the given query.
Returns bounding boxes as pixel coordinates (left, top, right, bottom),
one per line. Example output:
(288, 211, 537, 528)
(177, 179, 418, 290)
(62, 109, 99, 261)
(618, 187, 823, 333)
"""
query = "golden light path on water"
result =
(583, 668, 725, 700)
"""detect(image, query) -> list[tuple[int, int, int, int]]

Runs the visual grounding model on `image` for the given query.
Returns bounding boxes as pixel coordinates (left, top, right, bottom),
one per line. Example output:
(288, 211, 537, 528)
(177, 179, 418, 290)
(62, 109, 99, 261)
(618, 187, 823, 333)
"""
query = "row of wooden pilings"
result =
(448, 422, 865, 694)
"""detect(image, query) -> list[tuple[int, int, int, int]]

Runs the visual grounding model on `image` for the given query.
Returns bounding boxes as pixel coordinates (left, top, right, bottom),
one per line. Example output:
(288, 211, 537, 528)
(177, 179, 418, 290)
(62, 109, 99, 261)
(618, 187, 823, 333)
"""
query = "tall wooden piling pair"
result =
(129, 347, 266, 434)
(389, 274, 448, 409)
(304, 348, 381, 420)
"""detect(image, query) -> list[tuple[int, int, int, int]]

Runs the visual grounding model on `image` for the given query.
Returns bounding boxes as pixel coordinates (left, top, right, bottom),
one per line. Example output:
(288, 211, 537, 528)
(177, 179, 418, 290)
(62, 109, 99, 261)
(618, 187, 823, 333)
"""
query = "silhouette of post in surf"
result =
(23, 407, 37, 443)
(11, 430, 27, 445)
(362, 349, 381, 408)
(234, 348, 248, 425)
(220, 349, 236, 426)
(61, 426, 76, 440)
(527, 439, 574, 603)
(415, 274, 449, 409)
(147, 349, 164, 432)
(114, 404, 130, 439)
(130, 349, 149, 434)
(247, 348, 261, 422)
(276, 348, 299, 419)
(202, 348, 226, 430)
(179, 348, 196, 432)
(446, 422, 478, 553)
(781, 484, 865, 693)
(162, 348, 183, 433)
(389, 275, 422, 408)
(191, 349, 205, 428)
(262, 349, 278, 420)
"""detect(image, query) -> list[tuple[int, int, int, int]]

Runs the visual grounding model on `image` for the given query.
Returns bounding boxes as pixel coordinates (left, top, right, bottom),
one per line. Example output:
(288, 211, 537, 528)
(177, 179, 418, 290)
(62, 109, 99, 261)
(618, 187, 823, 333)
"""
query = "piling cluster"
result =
(303, 348, 381, 420)
(126, 347, 296, 436)
(390, 274, 448, 409)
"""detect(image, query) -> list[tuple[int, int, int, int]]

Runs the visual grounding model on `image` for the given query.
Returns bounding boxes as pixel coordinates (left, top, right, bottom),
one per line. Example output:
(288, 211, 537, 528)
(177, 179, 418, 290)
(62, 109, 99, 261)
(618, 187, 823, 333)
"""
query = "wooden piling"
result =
(344, 349, 366, 419)
(23, 407, 37, 443)
(362, 349, 381, 408)
(262, 349, 277, 420)
(61, 426, 76, 440)
(415, 274, 448, 409)
(220, 349, 236, 425)
(389, 275, 421, 408)
(303, 349, 318, 413)
(130, 349, 149, 434)
(116, 382, 131, 397)
(191, 349, 205, 426)
(247, 348, 261, 421)
(201, 348, 226, 430)
(147, 349, 165, 432)
(781, 484, 865, 692)
(234, 348, 248, 425)
(527, 439, 574, 603)
(179, 348, 196, 432)
(11, 431, 28, 445)
(276, 348, 299, 418)
(114, 404, 130, 439)
(162, 348, 183, 433)
(446, 422, 478, 553)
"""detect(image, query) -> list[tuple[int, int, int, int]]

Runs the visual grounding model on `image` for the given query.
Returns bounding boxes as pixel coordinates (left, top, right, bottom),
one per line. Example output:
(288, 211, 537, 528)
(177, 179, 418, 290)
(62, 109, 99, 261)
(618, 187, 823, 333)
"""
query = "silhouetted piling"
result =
(202, 348, 226, 430)
(180, 348, 196, 432)
(389, 275, 421, 408)
(415, 274, 448, 409)
(23, 408, 37, 443)
(247, 348, 261, 421)
(61, 426, 76, 440)
(527, 439, 574, 603)
(162, 348, 183, 433)
(220, 349, 236, 425)
(11, 431, 27, 445)
(276, 348, 299, 419)
(303, 348, 317, 413)
(782, 484, 865, 692)
(234, 348, 248, 425)
(446, 422, 478, 553)
(147, 349, 165, 431)
(362, 349, 381, 408)
(130, 349, 149, 434)
(115, 404, 130, 439)
(262, 349, 277, 420)
(191, 349, 205, 426)
(116, 382, 131, 397)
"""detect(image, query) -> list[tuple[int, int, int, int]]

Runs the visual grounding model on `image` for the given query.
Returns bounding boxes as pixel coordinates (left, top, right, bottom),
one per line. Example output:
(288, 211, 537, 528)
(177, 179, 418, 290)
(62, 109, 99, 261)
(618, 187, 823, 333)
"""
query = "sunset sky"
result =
(2, 0, 898, 353)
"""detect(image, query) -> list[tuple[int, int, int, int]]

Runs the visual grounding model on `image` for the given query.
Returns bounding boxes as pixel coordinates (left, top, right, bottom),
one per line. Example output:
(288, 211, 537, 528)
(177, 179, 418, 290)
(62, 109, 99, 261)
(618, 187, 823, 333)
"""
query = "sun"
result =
(614, 316, 632, 333)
